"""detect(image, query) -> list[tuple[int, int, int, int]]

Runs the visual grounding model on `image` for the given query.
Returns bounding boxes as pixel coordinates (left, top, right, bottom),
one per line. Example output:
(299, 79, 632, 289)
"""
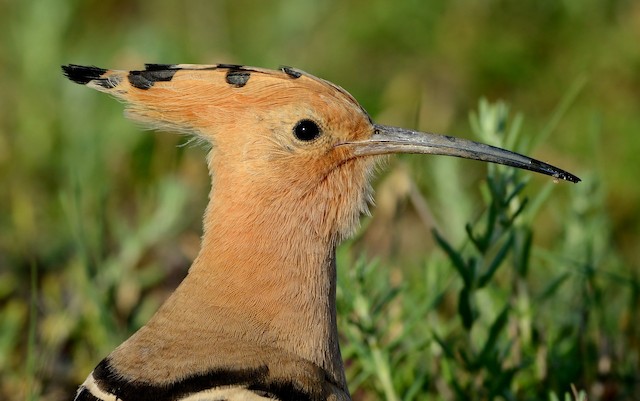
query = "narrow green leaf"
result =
(513, 228, 533, 277)
(432, 228, 471, 287)
(536, 272, 570, 302)
(478, 306, 510, 362)
(432, 332, 457, 360)
(478, 233, 514, 288)
(458, 287, 477, 330)
(505, 181, 527, 205)
(508, 197, 529, 224)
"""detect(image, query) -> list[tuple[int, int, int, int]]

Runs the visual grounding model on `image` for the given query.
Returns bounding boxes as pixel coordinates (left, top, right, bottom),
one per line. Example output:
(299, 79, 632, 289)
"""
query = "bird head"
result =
(63, 64, 579, 241)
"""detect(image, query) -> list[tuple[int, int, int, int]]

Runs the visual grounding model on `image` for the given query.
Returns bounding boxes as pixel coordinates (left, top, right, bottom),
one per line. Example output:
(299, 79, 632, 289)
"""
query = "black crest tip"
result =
(216, 63, 244, 70)
(144, 63, 179, 71)
(280, 66, 302, 79)
(62, 64, 108, 85)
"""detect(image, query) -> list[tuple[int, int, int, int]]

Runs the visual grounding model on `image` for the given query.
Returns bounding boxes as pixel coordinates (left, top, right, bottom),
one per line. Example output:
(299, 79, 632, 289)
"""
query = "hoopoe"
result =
(62, 63, 579, 401)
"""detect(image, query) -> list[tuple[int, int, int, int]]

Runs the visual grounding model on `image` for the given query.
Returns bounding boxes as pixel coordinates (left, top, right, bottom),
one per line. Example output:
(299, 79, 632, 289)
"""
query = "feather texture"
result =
(63, 63, 377, 401)
(62, 62, 579, 401)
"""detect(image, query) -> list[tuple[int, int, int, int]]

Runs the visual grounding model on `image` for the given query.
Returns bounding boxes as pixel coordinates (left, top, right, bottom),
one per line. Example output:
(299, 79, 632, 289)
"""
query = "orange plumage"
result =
(63, 63, 578, 401)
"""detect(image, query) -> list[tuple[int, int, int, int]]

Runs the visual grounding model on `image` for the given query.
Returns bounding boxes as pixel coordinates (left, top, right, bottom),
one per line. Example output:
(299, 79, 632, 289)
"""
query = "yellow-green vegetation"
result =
(1, 1, 638, 400)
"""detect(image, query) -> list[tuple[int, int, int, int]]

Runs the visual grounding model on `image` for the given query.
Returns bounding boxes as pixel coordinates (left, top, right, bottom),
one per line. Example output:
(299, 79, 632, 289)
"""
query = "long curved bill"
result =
(347, 124, 580, 183)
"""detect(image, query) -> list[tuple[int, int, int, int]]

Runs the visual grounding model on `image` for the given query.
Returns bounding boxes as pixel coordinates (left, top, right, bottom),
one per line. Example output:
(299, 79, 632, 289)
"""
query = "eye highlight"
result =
(293, 119, 322, 142)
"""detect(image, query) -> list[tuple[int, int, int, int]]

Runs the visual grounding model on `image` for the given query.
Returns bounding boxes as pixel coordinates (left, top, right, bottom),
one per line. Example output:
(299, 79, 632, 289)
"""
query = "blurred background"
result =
(1, 0, 638, 400)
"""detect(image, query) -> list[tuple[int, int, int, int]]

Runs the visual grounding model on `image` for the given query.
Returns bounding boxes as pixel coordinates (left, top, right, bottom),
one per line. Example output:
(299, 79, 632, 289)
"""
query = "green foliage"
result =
(336, 101, 639, 400)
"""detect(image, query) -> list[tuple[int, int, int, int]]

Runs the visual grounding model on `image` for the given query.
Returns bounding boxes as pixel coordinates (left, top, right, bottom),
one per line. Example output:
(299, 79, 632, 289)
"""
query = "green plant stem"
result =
(370, 342, 399, 401)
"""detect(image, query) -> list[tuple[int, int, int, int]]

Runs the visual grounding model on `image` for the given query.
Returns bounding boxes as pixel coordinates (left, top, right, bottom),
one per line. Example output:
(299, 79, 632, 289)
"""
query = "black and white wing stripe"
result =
(73, 358, 350, 401)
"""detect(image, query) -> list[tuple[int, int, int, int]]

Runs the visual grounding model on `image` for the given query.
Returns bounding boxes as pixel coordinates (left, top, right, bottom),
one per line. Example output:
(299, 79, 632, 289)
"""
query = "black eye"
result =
(293, 119, 322, 142)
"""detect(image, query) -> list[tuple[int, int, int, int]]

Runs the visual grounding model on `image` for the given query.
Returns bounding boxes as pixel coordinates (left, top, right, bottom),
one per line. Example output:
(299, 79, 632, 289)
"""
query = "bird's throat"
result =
(108, 188, 349, 390)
